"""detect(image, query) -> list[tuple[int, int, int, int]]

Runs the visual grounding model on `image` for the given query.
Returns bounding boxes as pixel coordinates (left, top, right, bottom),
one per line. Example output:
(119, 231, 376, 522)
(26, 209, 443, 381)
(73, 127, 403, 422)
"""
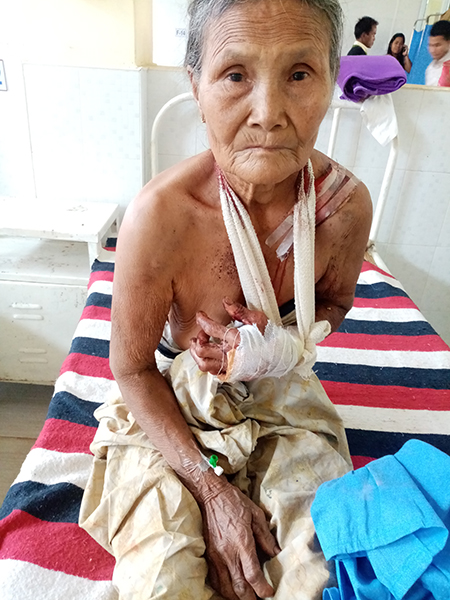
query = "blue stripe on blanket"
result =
(157, 343, 181, 360)
(346, 429, 450, 458)
(92, 259, 115, 273)
(47, 391, 101, 428)
(0, 481, 83, 522)
(70, 337, 110, 359)
(337, 319, 436, 336)
(315, 363, 450, 389)
(355, 282, 408, 299)
(85, 292, 112, 310)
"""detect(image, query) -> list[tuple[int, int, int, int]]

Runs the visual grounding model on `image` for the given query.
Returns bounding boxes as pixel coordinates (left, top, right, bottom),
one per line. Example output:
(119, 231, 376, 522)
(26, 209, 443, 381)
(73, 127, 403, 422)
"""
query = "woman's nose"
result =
(247, 81, 288, 131)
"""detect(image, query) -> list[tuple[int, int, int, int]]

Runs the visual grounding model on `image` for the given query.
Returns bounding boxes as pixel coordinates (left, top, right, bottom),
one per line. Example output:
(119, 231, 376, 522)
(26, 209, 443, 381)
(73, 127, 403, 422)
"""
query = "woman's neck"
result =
(218, 168, 301, 209)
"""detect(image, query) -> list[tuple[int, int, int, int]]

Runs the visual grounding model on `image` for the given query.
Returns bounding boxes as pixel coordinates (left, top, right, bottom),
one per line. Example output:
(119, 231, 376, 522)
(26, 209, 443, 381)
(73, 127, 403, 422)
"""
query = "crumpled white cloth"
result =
(360, 94, 398, 146)
(79, 349, 351, 599)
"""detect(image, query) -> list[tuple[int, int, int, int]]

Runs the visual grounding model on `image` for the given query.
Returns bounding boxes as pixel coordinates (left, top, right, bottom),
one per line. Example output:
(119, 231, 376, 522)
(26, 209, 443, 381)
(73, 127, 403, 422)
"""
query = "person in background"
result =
(387, 33, 412, 73)
(426, 20, 450, 86)
(347, 16, 378, 55)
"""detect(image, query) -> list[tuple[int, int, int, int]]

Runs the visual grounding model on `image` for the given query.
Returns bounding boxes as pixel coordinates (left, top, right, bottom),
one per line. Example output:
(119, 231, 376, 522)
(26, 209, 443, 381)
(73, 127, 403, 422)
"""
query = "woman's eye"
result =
(227, 72, 244, 82)
(292, 71, 308, 81)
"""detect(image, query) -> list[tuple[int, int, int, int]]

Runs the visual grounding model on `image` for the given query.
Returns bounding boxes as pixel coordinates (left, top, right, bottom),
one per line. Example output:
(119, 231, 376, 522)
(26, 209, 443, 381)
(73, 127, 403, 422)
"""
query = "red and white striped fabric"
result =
(0, 247, 449, 599)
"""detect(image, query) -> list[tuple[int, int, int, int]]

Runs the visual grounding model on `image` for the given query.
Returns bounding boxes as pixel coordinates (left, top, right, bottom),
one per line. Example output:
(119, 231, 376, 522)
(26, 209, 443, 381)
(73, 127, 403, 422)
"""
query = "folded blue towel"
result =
(311, 440, 450, 599)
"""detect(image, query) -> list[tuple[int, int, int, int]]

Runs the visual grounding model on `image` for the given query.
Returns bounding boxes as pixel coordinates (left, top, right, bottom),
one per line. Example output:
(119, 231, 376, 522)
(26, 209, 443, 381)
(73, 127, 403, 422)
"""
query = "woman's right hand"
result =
(199, 484, 280, 600)
(190, 298, 269, 377)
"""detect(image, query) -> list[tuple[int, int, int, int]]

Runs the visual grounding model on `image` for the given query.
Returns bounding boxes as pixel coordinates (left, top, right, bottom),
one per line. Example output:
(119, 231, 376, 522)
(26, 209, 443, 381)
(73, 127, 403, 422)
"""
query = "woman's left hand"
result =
(190, 298, 268, 376)
(402, 44, 409, 56)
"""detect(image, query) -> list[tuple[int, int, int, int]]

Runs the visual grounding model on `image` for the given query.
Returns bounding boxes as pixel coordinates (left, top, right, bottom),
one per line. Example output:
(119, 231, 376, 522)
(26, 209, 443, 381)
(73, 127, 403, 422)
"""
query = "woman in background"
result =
(387, 32, 412, 73)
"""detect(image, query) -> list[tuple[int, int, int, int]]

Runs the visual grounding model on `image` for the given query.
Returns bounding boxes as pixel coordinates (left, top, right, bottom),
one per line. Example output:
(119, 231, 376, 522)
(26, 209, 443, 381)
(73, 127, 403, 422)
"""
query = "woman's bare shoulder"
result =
(131, 150, 217, 220)
(116, 151, 218, 270)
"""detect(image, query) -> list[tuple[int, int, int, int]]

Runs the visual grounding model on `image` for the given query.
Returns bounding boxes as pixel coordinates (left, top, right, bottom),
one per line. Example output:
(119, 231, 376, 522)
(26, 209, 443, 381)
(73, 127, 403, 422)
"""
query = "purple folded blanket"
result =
(337, 55, 407, 102)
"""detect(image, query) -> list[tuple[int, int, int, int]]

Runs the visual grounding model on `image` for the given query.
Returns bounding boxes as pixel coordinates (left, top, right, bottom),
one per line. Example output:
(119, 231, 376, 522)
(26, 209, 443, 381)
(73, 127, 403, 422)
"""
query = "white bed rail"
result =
(327, 98, 399, 245)
(150, 92, 194, 180)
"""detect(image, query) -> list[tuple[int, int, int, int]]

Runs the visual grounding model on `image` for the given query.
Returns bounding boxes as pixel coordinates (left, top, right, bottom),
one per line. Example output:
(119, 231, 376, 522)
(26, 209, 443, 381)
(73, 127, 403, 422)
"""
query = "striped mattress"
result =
(0, 245, 449, 599)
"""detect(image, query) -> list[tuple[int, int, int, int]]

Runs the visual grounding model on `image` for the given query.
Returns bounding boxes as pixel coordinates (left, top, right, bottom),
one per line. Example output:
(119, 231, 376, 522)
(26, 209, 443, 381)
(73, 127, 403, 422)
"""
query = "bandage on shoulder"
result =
(265, 160, 360, 261)
(315, 160, 360, 226)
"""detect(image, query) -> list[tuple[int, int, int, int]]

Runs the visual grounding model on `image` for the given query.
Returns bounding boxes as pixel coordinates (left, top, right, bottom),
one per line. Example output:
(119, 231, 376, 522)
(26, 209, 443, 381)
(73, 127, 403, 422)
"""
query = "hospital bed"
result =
(1, 95, 449, 600)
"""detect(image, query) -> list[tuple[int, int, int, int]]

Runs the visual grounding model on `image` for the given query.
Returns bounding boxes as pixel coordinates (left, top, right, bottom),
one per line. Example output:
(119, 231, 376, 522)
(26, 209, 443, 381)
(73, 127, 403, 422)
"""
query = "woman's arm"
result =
(314, 181, 372, 332)
(110, 190, 215, 491)
(110, 188, 278, 600)
(403, 47, 412, 73)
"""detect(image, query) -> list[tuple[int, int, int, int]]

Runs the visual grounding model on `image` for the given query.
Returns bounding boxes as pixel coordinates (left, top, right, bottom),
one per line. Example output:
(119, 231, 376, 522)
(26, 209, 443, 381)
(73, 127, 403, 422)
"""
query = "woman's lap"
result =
(81, 428, 346, 600)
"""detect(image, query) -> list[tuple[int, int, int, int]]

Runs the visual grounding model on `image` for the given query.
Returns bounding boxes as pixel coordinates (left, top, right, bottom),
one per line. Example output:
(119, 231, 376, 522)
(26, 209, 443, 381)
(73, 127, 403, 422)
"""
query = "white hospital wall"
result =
(0, 0, 135, 68)
(152, 0, 189, 67)
(0, 0, 143, 212)
(315, 85, 450, 345)
(0, 62, 145, 212)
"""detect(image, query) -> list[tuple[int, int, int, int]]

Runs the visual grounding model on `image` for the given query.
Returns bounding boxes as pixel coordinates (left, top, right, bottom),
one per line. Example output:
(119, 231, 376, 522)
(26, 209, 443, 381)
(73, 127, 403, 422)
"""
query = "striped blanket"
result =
(1, 246, 449, 599)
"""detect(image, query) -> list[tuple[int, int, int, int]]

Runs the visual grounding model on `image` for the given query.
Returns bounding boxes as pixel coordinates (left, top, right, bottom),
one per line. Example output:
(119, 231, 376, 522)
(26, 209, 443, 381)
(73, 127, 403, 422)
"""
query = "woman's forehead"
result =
(202, 0, 330, 61)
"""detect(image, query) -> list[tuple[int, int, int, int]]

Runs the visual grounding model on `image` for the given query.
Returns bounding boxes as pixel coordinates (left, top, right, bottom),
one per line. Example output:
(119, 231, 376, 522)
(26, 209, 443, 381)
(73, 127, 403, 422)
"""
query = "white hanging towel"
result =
(360, 94, 398, 147)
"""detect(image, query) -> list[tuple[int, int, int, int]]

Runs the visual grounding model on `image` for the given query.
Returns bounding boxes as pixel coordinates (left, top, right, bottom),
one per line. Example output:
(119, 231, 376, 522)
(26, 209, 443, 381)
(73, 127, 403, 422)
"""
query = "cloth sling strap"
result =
(218, 161, 330, 378)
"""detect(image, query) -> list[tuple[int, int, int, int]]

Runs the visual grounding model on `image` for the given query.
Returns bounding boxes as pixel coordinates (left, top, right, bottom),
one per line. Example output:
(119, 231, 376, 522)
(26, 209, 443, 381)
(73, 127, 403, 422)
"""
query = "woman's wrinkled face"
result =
(191, 0, 333, 186)
(391, 36, 404, 55)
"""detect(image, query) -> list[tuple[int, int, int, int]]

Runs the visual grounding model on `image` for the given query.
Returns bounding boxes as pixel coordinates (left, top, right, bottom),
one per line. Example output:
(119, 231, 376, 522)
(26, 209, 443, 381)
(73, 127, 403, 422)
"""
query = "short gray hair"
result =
(185, 0, 343, 82)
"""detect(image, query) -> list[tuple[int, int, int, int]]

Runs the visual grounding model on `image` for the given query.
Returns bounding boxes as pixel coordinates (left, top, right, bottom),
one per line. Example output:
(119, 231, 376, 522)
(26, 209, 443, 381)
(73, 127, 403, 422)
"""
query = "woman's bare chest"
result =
(168, 224, 329, 350)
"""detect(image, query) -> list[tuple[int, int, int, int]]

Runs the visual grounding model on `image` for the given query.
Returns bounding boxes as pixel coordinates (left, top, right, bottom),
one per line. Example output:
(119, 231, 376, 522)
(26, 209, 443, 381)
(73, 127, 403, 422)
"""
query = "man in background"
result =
(425, 20, 450, 86)
(347, 17, 378, 56)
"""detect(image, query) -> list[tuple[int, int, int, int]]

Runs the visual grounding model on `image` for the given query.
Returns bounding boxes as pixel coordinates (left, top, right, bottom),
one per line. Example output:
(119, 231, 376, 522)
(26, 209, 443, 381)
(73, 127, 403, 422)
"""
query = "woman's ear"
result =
(187, 67, 204, 122)
(187, 67, 200, 102)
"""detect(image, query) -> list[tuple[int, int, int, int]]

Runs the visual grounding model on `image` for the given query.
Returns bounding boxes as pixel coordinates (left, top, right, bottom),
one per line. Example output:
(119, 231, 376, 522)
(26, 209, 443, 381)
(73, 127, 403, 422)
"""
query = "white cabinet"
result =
(0, 199, 119, 384)
(0, 278, 87, 383)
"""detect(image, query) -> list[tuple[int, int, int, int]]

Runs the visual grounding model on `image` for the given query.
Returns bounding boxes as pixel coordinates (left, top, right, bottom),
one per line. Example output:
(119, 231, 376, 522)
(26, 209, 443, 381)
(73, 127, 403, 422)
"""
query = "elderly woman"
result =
(79, 0, 372, 599)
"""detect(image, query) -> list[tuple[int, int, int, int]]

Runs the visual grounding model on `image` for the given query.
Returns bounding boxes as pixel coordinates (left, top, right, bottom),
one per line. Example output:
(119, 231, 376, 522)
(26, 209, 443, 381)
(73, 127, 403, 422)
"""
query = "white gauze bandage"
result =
(226, 322, 303, 383)
(225, 319, 330, 383)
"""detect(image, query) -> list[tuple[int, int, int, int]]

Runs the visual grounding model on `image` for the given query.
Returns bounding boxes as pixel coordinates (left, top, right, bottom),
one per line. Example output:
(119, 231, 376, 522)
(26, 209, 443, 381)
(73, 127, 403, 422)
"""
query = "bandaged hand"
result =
(190, 298, 268, 377)
(200, 482, 279, 600)
(190, 297, 330, 382)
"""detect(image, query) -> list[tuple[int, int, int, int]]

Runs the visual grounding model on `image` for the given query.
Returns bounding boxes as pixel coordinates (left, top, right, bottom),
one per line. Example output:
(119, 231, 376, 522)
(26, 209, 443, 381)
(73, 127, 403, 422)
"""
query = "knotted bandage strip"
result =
(218, 162, 331, 382)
